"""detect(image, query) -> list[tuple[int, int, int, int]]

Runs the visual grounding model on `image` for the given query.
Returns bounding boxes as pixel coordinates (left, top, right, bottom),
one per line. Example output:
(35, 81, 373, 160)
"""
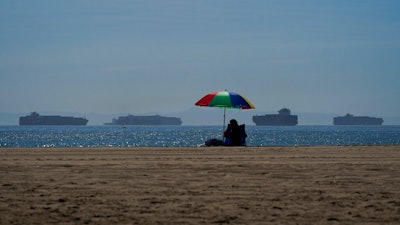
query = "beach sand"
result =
(1, 146, 399, 225)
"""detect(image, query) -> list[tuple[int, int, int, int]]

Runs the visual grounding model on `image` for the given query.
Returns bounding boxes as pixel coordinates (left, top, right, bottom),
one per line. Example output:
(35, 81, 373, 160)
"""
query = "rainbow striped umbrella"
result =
(195, 90, 255, 109)
(195, 90, 255, 136)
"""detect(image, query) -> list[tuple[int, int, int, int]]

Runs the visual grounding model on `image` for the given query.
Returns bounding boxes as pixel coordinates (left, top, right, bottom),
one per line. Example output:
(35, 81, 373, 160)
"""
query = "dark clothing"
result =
(224, 123, 247, 146)
(204, 119, 247, 147)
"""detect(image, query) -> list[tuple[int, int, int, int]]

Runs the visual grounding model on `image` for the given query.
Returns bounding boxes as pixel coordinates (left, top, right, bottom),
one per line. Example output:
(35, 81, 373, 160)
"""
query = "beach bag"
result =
(205, 138, 224, 146)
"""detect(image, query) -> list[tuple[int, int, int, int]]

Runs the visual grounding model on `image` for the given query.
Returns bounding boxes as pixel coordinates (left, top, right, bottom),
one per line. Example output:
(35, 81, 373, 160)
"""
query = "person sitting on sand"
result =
(224, 119, 247, 146)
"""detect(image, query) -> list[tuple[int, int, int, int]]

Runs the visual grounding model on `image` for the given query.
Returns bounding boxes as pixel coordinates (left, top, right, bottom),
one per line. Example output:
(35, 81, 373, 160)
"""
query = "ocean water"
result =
(1, 125, 400, 147)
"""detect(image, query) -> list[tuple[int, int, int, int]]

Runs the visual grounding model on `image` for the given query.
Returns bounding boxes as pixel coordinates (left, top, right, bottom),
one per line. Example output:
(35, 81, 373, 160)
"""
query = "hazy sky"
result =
(1, 0, 400, 120)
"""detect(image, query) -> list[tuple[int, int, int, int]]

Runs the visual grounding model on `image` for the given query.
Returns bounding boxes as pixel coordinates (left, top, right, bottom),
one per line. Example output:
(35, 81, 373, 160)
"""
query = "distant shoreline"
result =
(2, 111, 400, 126)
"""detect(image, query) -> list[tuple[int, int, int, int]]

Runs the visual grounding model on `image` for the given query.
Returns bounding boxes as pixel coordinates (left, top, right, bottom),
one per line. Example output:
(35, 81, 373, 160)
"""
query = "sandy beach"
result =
(1, 146, 399, 225)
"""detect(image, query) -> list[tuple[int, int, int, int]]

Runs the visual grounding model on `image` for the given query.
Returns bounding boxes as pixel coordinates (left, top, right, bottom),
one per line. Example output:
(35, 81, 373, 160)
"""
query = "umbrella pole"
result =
(222, 107, 226, 139)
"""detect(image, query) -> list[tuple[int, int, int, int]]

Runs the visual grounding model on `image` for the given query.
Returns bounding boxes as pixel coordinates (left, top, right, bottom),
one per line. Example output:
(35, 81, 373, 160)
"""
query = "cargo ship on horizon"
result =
(253, 108, 298, 126)
(19, 112, 88, 126)
(333, 114, 383, 125)
(104, 114, 182, 126)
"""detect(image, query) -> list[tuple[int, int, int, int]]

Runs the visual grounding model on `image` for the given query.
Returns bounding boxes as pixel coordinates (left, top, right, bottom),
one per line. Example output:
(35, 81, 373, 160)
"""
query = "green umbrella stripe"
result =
(209, 91, 232, 107)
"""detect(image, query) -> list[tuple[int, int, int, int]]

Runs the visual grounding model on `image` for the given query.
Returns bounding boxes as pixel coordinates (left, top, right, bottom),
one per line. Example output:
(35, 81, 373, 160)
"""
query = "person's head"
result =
(230, 119, 238, 127)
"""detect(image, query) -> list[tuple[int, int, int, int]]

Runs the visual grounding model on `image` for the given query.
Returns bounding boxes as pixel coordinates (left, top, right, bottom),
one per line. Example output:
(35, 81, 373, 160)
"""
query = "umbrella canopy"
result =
(195, 90, 255, 109)
(195, 90, 255, 138)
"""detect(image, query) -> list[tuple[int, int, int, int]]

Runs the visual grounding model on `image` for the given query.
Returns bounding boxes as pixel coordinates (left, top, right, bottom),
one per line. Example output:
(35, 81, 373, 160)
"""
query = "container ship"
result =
(253, 108, 298, 126)
(104, 115, 182, 126)
(333, 114, 383, 125)
(19, 112, 88, 125)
